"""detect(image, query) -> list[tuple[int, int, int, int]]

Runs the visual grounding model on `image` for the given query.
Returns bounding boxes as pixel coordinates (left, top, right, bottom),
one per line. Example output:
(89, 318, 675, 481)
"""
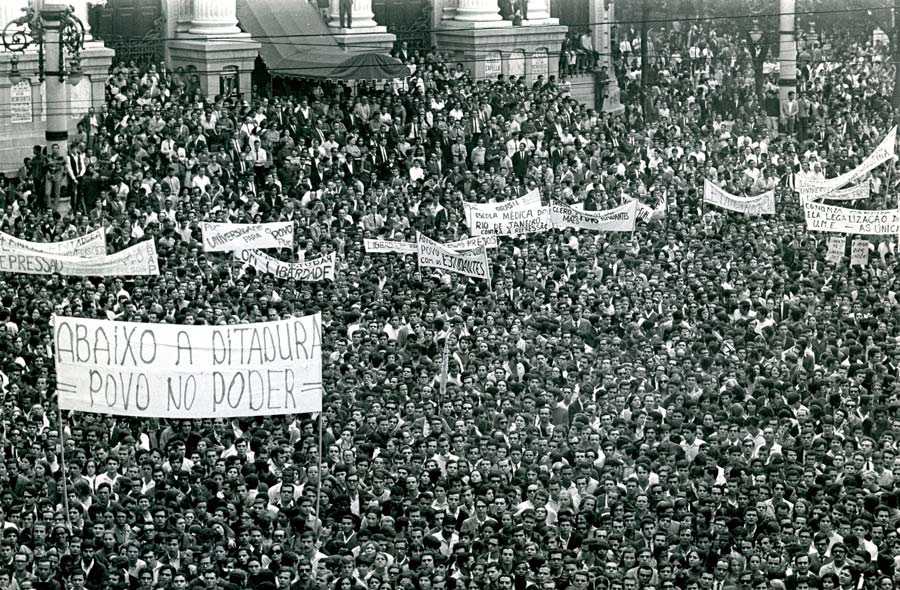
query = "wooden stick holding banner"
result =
(57, 404, 72, 532)
(439, 337, 450, 398)
(315, 412, 323, 542)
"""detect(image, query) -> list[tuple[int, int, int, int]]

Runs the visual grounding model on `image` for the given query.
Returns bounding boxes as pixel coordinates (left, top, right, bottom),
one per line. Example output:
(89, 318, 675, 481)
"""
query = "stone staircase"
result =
(567, 73, 596, 109)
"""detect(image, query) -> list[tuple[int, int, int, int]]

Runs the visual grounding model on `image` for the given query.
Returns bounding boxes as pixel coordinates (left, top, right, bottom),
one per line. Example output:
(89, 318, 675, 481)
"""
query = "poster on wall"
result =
(531, 48, 549, 79)
(484, 51, 502, 79)
(10, 81, 31, 124)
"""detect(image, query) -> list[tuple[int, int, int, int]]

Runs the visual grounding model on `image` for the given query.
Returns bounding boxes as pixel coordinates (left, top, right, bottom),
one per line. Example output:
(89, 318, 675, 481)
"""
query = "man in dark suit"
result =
(512, 142, 530, 180)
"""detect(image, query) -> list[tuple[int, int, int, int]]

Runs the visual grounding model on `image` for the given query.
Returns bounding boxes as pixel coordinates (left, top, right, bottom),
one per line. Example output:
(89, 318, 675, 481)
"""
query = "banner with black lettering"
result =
(237, 250, 335, 281)
(703, 180, 775, 215)
(0, 240, 158, 276)
(201, 222, 295, 252)
(819, 182, 871, 202)
(363, 239, 417, 254)
(53, 314, 323, 418)
(0, 228, 106, 258)
(804, 201, 900, 235)
(444, 235, 499, 251)
(416, 233, 491, 280)
(463, 190, 550, 236)
(550, 200, 638, 232)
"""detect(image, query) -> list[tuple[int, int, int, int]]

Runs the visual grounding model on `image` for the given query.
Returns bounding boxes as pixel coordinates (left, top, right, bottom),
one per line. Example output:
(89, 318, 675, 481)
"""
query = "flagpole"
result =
(314, 412, 323, 543)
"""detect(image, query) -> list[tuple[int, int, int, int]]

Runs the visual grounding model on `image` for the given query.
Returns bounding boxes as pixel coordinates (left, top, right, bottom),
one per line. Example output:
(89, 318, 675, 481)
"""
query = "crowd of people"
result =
(0, 11, 899, 590)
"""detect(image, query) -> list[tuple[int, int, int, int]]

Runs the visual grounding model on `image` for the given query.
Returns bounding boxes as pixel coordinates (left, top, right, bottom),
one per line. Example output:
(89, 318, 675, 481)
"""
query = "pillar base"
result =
(602, 79, 624, 114)
(442, 19, 512, 29)
(435, 24, 566, 84)
(168, 37, 261, 98)
(330, 27, 397, 51)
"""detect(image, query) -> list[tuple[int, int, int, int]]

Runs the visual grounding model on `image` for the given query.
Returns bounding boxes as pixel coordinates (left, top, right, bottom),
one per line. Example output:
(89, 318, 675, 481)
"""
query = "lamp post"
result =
(2, 4, 85, 158)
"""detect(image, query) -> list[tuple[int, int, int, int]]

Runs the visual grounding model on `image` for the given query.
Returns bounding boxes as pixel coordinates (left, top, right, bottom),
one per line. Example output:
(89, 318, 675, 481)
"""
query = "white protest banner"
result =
(826, 236, 845, 263)
(0, 240, 158, 276)
(417, 233, 491, 280)
(804, 201, 900, 235)
(54, 314, 322, 418)
(819, 182, 871, 202)
(363, 239, 418, 254)
(851, 239, 870, 266)
(798, 126, 897, 198)
(237, 249, 335, 281)
(445, 235, 499, 251)
(0, 228, 106, 258)
(703, 179, 775, 215)
(463, 190, 549, 236)
(201, 221, 294, 252)
(550, 200, 638, 232)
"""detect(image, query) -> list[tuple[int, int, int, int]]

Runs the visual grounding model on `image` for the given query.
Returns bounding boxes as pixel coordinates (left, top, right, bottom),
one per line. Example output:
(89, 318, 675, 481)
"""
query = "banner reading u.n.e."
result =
(53, 314, 323, 418)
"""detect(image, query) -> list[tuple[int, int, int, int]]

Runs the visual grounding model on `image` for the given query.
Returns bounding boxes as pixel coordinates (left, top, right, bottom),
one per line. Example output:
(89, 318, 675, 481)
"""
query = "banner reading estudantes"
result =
(54, 314, 323, 418)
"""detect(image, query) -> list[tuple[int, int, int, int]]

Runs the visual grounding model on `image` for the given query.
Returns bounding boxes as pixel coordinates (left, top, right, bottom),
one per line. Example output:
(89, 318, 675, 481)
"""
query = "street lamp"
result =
(2, 5, 85, 84)
(750, 18, 763, 44)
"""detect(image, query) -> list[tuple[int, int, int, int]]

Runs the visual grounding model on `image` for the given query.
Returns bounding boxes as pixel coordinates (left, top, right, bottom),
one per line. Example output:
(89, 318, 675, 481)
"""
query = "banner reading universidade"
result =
(54, 314, 323, 418)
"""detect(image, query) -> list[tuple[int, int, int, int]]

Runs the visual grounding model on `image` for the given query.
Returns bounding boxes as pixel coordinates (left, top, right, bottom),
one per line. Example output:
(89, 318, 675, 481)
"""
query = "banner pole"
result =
(314, 413, 323, 543)
(58, 405, 72, 532)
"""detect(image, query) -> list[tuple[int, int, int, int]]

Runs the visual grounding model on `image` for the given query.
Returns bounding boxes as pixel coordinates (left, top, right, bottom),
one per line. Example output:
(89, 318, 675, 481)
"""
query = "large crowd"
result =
(0, 13, 899, 590)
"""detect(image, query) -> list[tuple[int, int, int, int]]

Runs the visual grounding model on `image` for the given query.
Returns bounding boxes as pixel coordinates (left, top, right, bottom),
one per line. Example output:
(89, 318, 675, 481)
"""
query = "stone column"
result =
(524, 0, 557, 24)
(69, 0, 91, 41)
(455, 0, 502, 22)
(176, 0, 193, 34)
(189, 0, 241, 36)
(590, 0, 622, 113)
(329, 0, 380, 31)
(442, 0, 458, 21)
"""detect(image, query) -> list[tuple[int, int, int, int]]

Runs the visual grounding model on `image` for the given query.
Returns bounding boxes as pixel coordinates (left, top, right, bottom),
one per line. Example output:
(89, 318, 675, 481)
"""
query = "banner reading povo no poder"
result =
(0, 228, 107, 258)
(464, 190, 551, 236)
(0, 240, 158, 276)
(804, 201, 900, 235)
(797, 126, 897, 199)
(201, 221, 295, 252)
(54, 314, 323, 418)
(417, 233, 491, 280)
(703, 180, 775, 215)
(550, 200, 638, 232)
(237, 249, 336, 281)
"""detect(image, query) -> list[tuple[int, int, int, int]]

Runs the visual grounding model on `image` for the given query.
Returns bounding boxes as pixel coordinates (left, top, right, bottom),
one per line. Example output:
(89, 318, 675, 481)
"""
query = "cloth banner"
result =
(819, 182, 871, 202)
(0, 228, 106, 258)
(851, 239, 870, 266)
(201, 221, 295, 252)
(54, 314, 323, 418)
(417, 233, 491, 280)
(445, 235, 499, 251)
(0, 240, 158, 276)
(363, 239, 418, 254)
(463, 190, 549, 236)
(550, 200, 638, 232)
(797, 126, 897, 198)
(703, 180, 775, 215)
(237, 249, 335, 281)
(826, 236, 845, 263)
(804, 201, 900, 235)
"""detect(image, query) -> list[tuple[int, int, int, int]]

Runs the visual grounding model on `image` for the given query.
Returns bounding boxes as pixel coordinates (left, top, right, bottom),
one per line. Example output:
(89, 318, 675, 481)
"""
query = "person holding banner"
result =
(0, 21, 899, 590)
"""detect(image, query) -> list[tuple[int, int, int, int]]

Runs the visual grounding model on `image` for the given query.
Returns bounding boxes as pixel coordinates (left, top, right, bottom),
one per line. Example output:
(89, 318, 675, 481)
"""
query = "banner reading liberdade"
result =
(417, 233, 491, 280)
(703, 180, 775, 215)
(463, 190, 550, 236)
(54, 314, 323, 418)
(550, 200, 638, 232)
(237, 250, 335, 281)
(0, 240, 158, 276)
(804, 201, 900, 235)
(201, 221, 295, 252)
(0, 228, 106, 258)
(364, 239, 418, 254)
